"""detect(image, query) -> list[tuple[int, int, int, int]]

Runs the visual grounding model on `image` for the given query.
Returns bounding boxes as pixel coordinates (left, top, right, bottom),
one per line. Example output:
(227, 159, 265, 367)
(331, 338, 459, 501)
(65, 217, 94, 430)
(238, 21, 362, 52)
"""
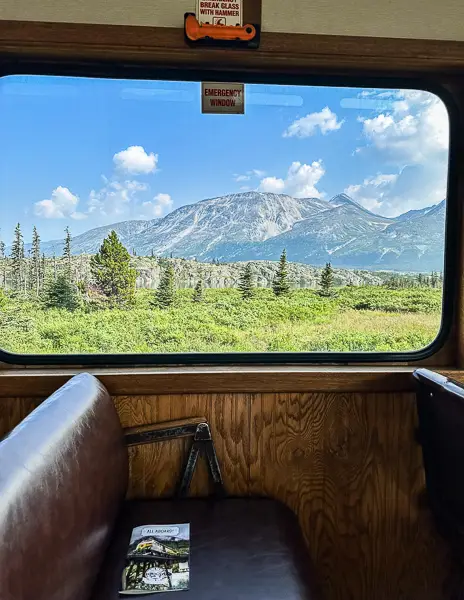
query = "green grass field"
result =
(0, 286, 443, 355)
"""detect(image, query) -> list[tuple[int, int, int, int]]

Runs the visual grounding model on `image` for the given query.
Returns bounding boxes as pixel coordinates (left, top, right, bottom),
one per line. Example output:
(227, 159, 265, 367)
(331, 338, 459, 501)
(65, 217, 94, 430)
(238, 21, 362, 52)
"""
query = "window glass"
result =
(0, 76, 449, 357)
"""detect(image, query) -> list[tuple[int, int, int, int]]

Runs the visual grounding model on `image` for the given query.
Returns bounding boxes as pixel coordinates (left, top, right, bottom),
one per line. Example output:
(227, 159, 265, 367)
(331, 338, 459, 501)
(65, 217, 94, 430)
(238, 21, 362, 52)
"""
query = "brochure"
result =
(120, 524, 190, 595)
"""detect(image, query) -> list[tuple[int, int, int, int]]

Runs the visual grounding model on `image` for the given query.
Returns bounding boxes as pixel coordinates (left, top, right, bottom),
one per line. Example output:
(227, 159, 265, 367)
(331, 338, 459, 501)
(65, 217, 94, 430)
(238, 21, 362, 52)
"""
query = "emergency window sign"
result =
(201, 82, 245, 115)
(196, 0, 243, 26)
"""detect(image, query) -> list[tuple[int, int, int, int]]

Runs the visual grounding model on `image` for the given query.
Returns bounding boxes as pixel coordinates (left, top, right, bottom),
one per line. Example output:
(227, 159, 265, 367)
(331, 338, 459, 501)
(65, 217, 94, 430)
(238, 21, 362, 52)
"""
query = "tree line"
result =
(0, 223, 442, 312)
(153, 250, 336, 308)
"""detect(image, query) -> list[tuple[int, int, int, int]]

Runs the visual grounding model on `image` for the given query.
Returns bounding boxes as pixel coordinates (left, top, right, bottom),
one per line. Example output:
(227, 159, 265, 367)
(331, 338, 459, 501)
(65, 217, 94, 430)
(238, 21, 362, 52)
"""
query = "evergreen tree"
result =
(431, 271, 438, 288)
(90, 230, 137, 305)
(192, 279, 204, 303)
(273, 249, 290, 297)
(63, 226, 72, 278)
(238, 263, 254, 300)
(31, 226, 41, 297)
(10, 223, 24, 292)
(153, 263, 175, 308)
(43, 273, 80, 310)
(385, 275, 399, 289)
(41, 253, 46, 289)
(319, 262, 334, 297)
(0, 240, 5, 288)
(417, 273, 423, 287)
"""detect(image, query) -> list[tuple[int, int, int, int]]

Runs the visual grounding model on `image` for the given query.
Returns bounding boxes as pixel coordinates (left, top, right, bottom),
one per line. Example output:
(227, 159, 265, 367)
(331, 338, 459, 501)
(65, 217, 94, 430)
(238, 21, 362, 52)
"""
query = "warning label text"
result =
(196, 0, 242, 26)
(201, 82, 245, 115)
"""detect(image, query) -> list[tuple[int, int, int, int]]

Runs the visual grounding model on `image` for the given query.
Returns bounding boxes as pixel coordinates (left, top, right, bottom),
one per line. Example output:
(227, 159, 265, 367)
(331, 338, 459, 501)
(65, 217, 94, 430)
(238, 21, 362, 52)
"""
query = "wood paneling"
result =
(2, 366, 464, 398)
(2, 20, 464, 75)
(114, 391, 451, 599)
(0, 396, 41, 438)
(0, 390, 454, 598)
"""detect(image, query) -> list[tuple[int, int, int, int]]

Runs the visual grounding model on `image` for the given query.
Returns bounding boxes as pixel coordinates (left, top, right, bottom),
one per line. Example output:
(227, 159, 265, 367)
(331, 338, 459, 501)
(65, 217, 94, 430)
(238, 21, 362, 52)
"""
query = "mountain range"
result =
(25, 191, 446, 271)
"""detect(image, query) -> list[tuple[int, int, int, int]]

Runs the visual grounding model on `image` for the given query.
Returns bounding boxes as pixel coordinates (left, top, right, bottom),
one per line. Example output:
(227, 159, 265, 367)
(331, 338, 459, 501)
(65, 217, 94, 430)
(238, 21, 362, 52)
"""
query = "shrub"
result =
(43, 275, 80, 310)
(0, 288, 6, 310)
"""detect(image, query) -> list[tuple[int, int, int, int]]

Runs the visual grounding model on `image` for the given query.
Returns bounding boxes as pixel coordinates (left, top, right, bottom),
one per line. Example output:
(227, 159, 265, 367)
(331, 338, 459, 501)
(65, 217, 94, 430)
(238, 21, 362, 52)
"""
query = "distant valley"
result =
(24, 192, 446, 272)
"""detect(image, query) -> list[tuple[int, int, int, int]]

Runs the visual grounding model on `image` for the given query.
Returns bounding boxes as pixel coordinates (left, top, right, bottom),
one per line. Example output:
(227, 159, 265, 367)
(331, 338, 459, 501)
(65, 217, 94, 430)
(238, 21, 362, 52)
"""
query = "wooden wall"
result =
(0, 391, 453, 600)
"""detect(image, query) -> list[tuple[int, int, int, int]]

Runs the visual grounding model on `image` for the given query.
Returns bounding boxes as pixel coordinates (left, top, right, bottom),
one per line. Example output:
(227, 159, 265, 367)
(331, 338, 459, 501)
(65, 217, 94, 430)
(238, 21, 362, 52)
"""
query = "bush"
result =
(0, 285, 442, 355)
(43, 275, 80, 310)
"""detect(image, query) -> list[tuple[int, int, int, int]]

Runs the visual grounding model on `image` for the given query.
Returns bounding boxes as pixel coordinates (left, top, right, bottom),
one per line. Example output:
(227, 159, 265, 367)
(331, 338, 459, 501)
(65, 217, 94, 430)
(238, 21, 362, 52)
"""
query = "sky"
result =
(0, 76, 450, 244)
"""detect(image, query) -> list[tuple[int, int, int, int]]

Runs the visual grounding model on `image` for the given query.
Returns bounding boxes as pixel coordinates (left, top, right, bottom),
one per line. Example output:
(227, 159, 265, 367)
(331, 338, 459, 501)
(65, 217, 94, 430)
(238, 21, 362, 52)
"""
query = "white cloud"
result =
(34, 186, 86, 220)
(141, 193, 173, 218)
(360, 90, 449, 164)
(283, 107, 344, 138)
(348, 90, 450, 216)
(344, 173, 399, 214)
(234, 169, 266, 183)
(113, 146, 158, 174)
(88, 179, 149, 218)
(345, 164, 447, 217)
(258, 161, 325, 198)
(70, 211, 89, 220)
(259, 176, 286, 194)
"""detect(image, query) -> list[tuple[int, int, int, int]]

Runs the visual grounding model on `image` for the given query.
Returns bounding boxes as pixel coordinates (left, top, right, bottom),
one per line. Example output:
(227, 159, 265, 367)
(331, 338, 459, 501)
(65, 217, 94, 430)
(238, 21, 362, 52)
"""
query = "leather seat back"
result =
(0, 373, 129, 600)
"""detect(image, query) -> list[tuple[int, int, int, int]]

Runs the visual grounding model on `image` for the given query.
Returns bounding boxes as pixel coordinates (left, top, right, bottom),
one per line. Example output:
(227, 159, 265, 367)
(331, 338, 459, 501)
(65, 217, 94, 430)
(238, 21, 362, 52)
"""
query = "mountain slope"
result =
(247, 202, 393, 263)
(23, 219, 157, 256)
(29, 192, 446, 271)
(132, 192, 332, 259)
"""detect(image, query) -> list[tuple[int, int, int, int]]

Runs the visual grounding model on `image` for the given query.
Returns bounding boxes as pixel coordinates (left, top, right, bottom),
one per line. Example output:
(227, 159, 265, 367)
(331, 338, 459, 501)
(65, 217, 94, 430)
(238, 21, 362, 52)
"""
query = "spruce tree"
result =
(63, 226, 72, 278)
(90, 230, 137, 305)
(319, 262, 334, 297)
(192, 279, 203, 303)
(31, 226, 41, 297)
(43, 273, 80, 310)
(153, 263, 175, 309)
(0, 240, 5, 288)
(41, 253, 46, 289)
(273, 249, 290, 297)
(431, 271, 438, 288)
(238, 263, 254, 300)
(10, 223, 24, 292)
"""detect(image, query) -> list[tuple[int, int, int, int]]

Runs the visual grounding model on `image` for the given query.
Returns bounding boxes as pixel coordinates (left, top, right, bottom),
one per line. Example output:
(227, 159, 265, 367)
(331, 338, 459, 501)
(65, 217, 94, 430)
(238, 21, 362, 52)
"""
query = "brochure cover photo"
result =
(120, 524, 190, 595)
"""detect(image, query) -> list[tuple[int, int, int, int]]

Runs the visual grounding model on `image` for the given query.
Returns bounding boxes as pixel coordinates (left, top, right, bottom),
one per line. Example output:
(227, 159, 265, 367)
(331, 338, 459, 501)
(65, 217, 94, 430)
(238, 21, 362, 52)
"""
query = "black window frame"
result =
(0, 63, 459, 366)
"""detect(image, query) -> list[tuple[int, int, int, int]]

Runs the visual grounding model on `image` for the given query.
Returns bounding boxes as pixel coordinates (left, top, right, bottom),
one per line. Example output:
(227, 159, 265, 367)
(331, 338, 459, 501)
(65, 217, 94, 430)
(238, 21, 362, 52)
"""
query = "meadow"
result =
(0, 285, 442, 355)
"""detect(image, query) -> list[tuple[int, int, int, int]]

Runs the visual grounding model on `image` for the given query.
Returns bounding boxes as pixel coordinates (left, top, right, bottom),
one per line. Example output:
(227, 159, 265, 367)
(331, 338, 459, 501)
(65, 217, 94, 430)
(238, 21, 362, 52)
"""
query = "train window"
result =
(0, 75, 454, 364)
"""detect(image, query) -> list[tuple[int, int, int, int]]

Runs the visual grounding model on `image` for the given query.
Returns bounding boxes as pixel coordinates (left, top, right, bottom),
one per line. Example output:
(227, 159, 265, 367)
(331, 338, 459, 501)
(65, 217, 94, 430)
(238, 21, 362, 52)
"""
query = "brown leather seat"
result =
(0, 373, 128, 600)
(0, 373, 320, 600)
(92, 499, 316, 600)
